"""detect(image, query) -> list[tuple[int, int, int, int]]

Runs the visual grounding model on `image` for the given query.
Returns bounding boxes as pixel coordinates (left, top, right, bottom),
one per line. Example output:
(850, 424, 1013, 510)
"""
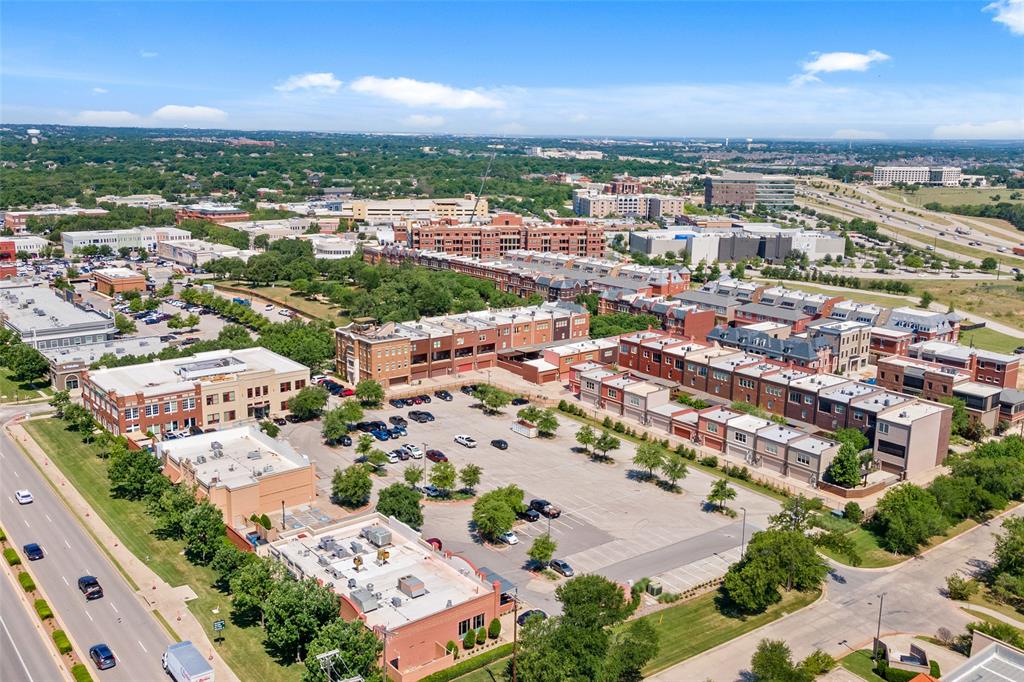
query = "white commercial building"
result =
(156, 239, 254, 268)
(61, 226, 192, 255)
(872, 166, 961, 187)
(300, 234, 358, 259)
(5, 235, 50, 257)
(0, 283, 116, 350)
(94, 194, 175, 209)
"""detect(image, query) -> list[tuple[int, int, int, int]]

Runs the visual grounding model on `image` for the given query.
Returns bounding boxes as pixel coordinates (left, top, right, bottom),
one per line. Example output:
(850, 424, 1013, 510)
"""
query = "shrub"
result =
(420, 643, 515, 682)
(613, 421, 625, 433)
(4, 547, 21, 565)
(0, 526, 6, 541)
(699, 455, 719, 468)
(945, 574, 978, 601)
(558, 400, 568, 411)
(930, 661, 941, 677)
(462, 629, 475, 650)
(475, 627, 486, 645)
(602, 416, 613, 428)
(34, 599, 53, 620)
(445, 640, 458, 658)
(844, 501, 864, 524)
(18, 571, 35, 592)
(800, 649, 836, 675)
(71, 664, 93, 682)
(487, 618, 501, 639)
(53, 630, 72, 654)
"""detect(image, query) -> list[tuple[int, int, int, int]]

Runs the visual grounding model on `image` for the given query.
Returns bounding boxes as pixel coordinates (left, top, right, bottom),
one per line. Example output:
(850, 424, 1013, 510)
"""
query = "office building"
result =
(1, 236, 49, 257)
(0, 283, 116, 350)
(61, 226, 192, 255)
(628, 225, 843, 263)
(301, 234, 359, 259)
(704, 172, 795, 209)
(2, 206, 109, 234)
(397, 214, 606, 259)
(92, 267, 147, 296)
(175, 203, 251, 224)
(156, 239, 255, 268)
(350, 195, 487, 224)
(82, 347, 310, 436)
(269, 512, 513, 682)
(871, 166, 962, 187)
(41, 336, 166, 392)
(156, 426, 316, 529)
(573, 189, 688, 219)
(94, 194, 175, 209)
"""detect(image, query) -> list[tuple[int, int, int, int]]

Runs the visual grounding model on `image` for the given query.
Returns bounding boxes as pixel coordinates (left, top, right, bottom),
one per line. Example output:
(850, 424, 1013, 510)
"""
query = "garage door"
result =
(457, 362, 473, 373)
(727, 445, 752, 462)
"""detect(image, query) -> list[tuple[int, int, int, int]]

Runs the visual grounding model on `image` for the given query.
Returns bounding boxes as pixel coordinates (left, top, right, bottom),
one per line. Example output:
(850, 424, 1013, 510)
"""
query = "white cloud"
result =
(350, 76, 503, 109)
(139, 50, 159, 58)
(403, 114, 445, 128)
(151, 105, 228, 123)
(275, 72, 342, 94)
(985, 0, 1024, 35)
(92, 87, 108, 94)
(831, 128, 888, 139)
(791, 50, 890, 85)
(73, 110, 142, 126)
(933, 118, 1024, 139)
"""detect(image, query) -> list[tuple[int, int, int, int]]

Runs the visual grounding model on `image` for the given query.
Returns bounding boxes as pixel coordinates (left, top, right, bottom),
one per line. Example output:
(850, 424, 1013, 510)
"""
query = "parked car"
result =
(88, 644, 117, 671)
(23, 543, 44, 560)
(388, 416, 408, 427)
(389, 399, 405, 408)
(460, 385, 477, 395)
(454, 435, 477, 448)
(14, 489, 33, 504)
(387, 450, 405, 463)
(388, 426, 407, 438)
(401, 444, 424, 459)
(371, 429, 391, 441)
(417, 394, 431, 403)
(265, 304, 274, 311)
(550, 560, 574, 577)
(425, 450, 448, 463)
(530, 499, 561, 518)
(511, 397, 530, 406)
(339, 434, 352, 447)
(341, 388, 355, 397)
(273, 417, 287, 426)
(490, 439, 508, 450)
(519, 509, 540, 522)
(78, 575, 104, 600)
(422, 484, 443, 498)
(517, 609, 547, 626)
(500, 531, 519, 545)
(434, 390, 453, 401)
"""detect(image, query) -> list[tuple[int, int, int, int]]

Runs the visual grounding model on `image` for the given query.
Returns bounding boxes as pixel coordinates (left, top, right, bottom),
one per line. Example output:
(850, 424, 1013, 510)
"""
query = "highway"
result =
(1, 412, 171, 681)
(1, 557, 66, 682)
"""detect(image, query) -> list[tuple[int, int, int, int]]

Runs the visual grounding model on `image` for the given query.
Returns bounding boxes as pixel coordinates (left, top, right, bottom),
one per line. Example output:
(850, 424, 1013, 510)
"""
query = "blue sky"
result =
(3, 1, 1023, 139)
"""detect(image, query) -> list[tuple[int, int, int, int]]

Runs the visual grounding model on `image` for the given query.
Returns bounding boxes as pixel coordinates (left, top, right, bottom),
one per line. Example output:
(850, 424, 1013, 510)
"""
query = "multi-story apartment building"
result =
(401, 214, 606, 258)
(540, 338, 618, 379)
(3, 206, 108, 234)
(875, 355, 1003, 428)
(908, 340, 1020, 388)
(175, 203, 251, 224)
(869, 326, 914, 363)
(335, 302, 590, 386)
(808, 320, 872, 374)
(883, 307, 962, 343)
(872, 166, 961, 187)
(61, 226, 192, 255)
(706, 326, 833, 372)
(873, 401, 952, 476)
(82, 347, 310, 436)
(733, 302, 814, 333)
(572, 189, 688, 219)
(349, 195, 487, 224)
(598, 293, 716, 340)
(704, 172, 795, 209)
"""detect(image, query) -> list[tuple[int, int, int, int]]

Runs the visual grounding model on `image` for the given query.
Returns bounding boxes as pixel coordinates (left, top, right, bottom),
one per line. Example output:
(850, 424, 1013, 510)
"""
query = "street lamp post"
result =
(740, 507, 747, 557)
(874, 592, 886, 658)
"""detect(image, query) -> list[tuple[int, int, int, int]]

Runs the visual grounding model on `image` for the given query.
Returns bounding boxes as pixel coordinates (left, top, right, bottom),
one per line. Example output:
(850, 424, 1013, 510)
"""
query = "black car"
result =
(511, 397, 530, 406)
(78, 575, 104, 600)
(491, 439, 508, 450)
(356, 421, 373, 432)
(88, 644, 117, 670)
(389, 399, 405, 408)
(418, 394, 432, 403)
(23, 543, 44, 560)
(339, 434, 352, 447)
(407, 411, 426, 423)
(273, 417, 287, 426)
(388, 416, 408, 427)
(420, 411, 435, 422)
(460, 385, 476, 395)
(517, 609, 548, 626)
(434, 390, 453, 401)
(519, 509, 540, 522)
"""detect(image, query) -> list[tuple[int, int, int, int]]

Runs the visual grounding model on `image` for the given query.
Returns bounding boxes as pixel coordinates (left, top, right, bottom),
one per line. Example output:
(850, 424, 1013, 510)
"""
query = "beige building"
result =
(874, 400, 952, 477)
(156, 239, 255, 268)
(809, 320, 872, 374)
(350, 195, 487, 224)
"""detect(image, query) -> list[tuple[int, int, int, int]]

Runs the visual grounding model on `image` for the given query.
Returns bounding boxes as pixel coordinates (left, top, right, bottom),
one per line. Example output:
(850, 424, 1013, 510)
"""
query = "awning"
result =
(478, 567, 515, 594)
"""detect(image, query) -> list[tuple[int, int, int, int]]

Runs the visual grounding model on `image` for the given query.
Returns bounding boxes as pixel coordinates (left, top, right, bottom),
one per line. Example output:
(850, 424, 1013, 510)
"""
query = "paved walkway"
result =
(952, 601, 1024, 629)
(5, 412, 240, 682)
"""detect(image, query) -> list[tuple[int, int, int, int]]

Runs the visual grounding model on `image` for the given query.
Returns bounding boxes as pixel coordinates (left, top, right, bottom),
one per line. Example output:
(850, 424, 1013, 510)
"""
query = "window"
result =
(628, 396, 640, 407)
(280, 381, 292, 392)
(224, 410, 236, 421)
(207, 413, 220, 424)
(295, 379, 305, 389)
(164, 400, 177, 414)
(585, 380, 595, 391)
(739, 378, 755, 389)
(789, 392, 800, 404)
(804, 395, 813, 405)
(123, 407, 139, 421)
(878, 422, 889, 434)
(145, 404, 160, 417)
(734, 432, 747, 444)
(473, 614, 485, 629)
(707, 423, 718, 433)
(766, 443, 778, 455)
(247, 387, 253, 399)
(607, 388, 618, 398)
(222, 391, 234, 402)
(458, 618, 471, 636)
(182, 397, 196, 410)
(795, 453, 811, 466)
(206, 395, 219, 406)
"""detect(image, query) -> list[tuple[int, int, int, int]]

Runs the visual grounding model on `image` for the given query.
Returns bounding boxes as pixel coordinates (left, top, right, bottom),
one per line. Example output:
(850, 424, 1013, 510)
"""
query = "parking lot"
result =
(281, 388, 781, 614)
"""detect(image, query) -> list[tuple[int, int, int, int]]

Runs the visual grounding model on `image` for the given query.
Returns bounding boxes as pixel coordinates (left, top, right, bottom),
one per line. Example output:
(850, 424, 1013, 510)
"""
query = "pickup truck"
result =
(163, 641, 213, 682)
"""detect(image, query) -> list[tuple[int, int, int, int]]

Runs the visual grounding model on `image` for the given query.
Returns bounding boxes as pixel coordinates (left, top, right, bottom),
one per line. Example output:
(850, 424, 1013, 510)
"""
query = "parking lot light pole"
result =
(874, 592, 886, 657)
(740, 507, 747, 557)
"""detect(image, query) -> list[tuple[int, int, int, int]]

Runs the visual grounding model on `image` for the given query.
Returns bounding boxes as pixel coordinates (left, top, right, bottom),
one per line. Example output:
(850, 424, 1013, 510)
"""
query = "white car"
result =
(15, 490, 33, 505)
(402, 444, 424, 459)
(386, 451, 401, 464)
(454, 435, 477, 448)
(265, 304, 274, 311)
(278, 309, 293, 317)
(500, 531, 519, 545)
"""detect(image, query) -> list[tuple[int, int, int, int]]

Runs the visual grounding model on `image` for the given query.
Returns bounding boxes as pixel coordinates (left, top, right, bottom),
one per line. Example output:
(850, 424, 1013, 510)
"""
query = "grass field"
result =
(636, 588, 821, 675)
(879, 187, 1024, 208)
(22, 418, 301, 682)
(959, 328, 1024, 355)
(840, 649, 886, 682)
(216, 282, 350, 323)
(818, 527, 902, 568)
(454, 658, 509, 682)
(965, 586, 1024, 626)
(0, 368, 52, 403)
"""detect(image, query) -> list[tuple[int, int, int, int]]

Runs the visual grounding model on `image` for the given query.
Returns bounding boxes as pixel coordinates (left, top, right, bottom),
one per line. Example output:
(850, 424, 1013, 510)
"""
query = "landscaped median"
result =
(0, 523, 94, 681)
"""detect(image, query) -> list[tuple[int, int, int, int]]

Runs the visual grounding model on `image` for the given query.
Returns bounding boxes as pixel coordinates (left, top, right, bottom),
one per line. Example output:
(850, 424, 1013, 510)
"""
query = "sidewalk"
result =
(6, 417, 240, 682)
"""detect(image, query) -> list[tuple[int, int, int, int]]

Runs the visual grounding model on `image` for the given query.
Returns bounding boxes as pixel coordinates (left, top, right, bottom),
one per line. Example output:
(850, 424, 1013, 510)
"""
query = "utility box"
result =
(398, 574, 426, 598)
(646, 580, 663, 596)
(363, 526, 392, 548)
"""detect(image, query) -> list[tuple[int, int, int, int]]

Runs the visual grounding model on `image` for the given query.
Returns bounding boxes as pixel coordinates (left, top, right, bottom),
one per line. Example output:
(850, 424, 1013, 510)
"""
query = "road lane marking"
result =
(12, 469, 19, 478)
(85, 612, 93, 622)
(110, 603, 118, 614)
(0, 614, 35, 682)
(64, 539, 71, 550)
(44, 514, 53, 523)
(22, 519, 30, 528)
(137, 640, 148, 653)
(62, 576, 69, 586)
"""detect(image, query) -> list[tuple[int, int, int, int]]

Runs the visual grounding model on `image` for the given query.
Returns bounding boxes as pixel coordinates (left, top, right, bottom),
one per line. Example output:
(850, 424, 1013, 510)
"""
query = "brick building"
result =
(175, 203, 251, 224)
(92, 267, 147, 296)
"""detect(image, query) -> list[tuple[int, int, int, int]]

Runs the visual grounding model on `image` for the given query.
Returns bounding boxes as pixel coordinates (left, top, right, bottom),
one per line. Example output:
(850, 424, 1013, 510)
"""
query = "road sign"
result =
(213, 619, 226, 631)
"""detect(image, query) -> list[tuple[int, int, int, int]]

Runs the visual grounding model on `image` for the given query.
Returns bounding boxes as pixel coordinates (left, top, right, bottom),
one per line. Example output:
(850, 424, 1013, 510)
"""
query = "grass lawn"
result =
(454, 658, 509, 682)
(22, 418, 301, 682)
(879, 186, 1024, 208)
(840, 649, 886, 682)
(216, 282, 351, 323)
(964, 588, 1024, 627)
(959, 327, 1024, 354)
(754, 280, 911, 309)
(0, 367, 52, 402)
(818, 527, 901, 568)
(636, 588, 821, 675)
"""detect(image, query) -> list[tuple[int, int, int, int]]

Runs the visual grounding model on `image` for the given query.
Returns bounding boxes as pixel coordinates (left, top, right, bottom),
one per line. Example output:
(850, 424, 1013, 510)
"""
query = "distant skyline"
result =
(3, 1, 1023, 140)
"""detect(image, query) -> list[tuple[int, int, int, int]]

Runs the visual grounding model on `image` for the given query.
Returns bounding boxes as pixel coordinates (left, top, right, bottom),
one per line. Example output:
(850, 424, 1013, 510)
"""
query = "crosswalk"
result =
(651, 546, 741, 593)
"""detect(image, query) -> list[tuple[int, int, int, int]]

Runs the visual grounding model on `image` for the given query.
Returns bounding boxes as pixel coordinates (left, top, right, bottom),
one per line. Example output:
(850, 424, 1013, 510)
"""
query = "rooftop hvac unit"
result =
(195, 455, 207, 464)
(318, 554, 331, 567)
(350, 588, 378, 613)
(363, 527, 392, 548)
(397, 575, 426, 599)
(347, 578, 357, 589)
(263, 465, 274, 474)
(247, 450, 262, 460)
(319, 536, 335, 551)
(350, 541, 363, 554)
(391, 597, 403, 608)
(211, 441, 223, 450)
(253, 469, 263, 477)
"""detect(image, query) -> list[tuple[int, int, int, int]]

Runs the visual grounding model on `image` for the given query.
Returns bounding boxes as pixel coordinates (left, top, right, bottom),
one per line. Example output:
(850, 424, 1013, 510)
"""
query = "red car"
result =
(341, 388, 355, 397)
(426, 449, 448, 463)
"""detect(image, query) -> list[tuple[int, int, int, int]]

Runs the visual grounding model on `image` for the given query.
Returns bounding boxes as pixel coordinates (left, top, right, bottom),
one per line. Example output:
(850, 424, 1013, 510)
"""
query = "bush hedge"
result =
(18, 571, 35, 592)
(53, 630, 72, 654)
(462, 629, 475, 650)
(34, 599, 53, 620)
(487, 618, 501, 639)
(71, 664, 93, 682)
(475, 627, 486, 645)
(4, 547, 21, 566)
(421, 643, 515, 682)
(0, 525, 6, 541)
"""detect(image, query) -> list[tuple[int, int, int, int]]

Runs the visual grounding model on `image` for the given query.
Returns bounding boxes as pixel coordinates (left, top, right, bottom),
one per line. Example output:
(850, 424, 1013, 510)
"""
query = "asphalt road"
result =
(0, 412, 171, 681)
(1, 559, 66, 682)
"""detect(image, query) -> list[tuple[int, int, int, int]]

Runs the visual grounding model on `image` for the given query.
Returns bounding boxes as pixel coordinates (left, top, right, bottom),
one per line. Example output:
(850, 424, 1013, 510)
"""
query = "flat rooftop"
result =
(880, 400, 947, 425)
(42, 336, 166, 365)
(789, 374, 850, 393)
(156, 426, 308, 490)
(756, 424, 807, 443)
(94, 267, 143, 279)
(270, 514, 494, 630)
(1, 286, 113, 333)
(727, 414, 773, 432)
(88, 347, 306, 397)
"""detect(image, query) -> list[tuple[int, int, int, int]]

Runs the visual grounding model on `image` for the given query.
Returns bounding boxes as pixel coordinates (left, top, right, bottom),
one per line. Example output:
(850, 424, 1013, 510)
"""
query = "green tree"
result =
(288, 385, 329, 420)
(229, 556, 284, 627)
(376, 483, 424, 529)
(660, 453, 689, 490)
(873, 484, 947, 555)
(245, 252, 283, 285)
(528, 534, 557, 569)
(260, 420, 280, 438)
(114, 313, 137, 335)
(403, 465, 423, 488)
(603, 619, 660, 682)
(48, 390, 71, 418)
(459, 463, 483, 493)
(514, 618, 607, 682)
(993, 516, 1024, 578)
(150, 483, 197, 539)
(6, 343, 48, 384)
(107, 441, 161, 500)
(980, 257, 998, 271)
(831, 428, 869, 453)
(535, 409, 559, 437)
(722, 530, 828, 613)
(708, 478, 737, 513)
(429, 460, 457, 493)
(575, 424, 596, 454)
(264, 577, 341, 662)
(253, 234, 271, 251)
(919, 291, 936, 308)
(556, 575, 630, 629)
(826, 445, 862, 488)
(474, 385, 512, 414)
(322, 407, 351, 443)
(301, 618, 384, 682)
(332, 465, 373, 508)
(632, 442, 666, 479)
(355, 379, 384, 406)
(181, 500, 225, 564)
(472, 492, 516, 541)
(594, 431, 621, 460)
(750, 639, 812, 682)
